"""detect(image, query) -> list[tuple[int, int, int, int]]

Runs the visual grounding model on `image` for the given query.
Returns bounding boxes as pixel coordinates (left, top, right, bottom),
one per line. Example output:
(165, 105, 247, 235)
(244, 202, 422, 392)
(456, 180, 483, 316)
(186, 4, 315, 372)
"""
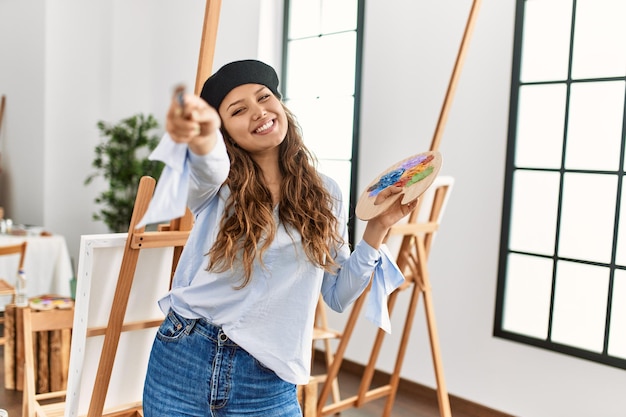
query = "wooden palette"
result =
(355, 151, 442, 220)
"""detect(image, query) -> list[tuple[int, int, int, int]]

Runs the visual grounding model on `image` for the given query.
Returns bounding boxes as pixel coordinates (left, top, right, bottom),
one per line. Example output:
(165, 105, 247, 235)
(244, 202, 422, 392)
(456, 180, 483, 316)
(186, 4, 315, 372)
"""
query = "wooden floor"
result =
(0, 343, 510, 417)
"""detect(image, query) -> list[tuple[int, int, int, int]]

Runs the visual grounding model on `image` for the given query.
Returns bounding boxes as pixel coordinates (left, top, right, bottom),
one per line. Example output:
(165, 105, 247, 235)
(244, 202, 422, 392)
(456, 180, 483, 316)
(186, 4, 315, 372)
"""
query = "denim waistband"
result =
(166, 308, 238, 347)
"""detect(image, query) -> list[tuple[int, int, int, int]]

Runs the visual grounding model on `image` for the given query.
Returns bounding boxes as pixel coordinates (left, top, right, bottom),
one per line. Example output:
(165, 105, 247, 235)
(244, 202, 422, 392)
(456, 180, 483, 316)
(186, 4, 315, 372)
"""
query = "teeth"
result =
(255, 120, 273, 133)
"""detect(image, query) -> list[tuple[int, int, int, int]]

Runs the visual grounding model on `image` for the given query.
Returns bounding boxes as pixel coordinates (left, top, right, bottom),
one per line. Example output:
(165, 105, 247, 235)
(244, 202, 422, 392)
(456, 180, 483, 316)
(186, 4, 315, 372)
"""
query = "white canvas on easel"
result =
(65, 233, 174, 417)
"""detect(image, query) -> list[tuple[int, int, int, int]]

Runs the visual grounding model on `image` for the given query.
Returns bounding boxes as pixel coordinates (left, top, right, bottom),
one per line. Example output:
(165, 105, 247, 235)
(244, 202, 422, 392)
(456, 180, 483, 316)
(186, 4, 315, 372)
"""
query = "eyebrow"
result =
(226, 86, 268, 111)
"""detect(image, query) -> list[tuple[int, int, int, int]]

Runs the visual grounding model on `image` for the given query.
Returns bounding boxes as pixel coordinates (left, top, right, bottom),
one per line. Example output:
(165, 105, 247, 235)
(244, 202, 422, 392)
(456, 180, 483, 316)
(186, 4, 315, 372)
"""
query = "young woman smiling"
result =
(142, 59, 417, 417)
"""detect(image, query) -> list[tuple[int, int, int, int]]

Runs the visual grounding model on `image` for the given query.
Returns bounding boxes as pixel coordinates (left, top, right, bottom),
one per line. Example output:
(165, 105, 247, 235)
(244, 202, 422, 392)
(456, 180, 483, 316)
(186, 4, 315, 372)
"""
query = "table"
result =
(0, 234, 73, 311)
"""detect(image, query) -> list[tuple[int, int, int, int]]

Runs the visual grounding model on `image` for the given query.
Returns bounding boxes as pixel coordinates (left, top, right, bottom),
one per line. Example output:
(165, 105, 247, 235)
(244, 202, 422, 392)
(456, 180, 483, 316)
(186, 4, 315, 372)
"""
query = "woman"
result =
(142, 59, 417, 417)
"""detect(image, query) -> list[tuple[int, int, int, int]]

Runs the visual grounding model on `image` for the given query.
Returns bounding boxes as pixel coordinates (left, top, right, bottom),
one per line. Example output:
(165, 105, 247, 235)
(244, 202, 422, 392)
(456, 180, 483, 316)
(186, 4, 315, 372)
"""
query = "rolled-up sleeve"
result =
(321, 239, 380, 312)
(187, 133, 230, 214)
(135, 131, 231, 228)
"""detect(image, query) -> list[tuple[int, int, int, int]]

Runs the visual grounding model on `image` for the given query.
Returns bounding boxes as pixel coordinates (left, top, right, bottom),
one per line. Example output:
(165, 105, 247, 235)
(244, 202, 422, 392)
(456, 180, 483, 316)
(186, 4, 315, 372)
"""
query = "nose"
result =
(252, 103, 267, 120)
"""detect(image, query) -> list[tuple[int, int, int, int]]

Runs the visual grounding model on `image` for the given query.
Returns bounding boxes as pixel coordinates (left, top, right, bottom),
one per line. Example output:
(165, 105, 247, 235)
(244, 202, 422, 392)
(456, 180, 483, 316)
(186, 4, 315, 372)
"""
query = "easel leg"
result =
(382, 285, 421, 417)
(424, 289, 451, 417)
(417, 238, 451, 417)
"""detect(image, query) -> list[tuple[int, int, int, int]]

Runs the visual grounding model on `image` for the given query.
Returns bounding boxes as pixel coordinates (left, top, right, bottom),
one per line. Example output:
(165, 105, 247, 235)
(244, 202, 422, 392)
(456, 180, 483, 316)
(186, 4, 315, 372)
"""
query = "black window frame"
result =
(494, 0, 626, 370)
(281, 0, 366, 245)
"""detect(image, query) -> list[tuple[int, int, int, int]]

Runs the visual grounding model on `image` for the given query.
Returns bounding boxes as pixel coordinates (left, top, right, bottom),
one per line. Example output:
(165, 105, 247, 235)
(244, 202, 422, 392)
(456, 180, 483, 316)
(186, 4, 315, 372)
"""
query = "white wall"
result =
(1, 1, 626, 416)
(0, 0, 46, 225)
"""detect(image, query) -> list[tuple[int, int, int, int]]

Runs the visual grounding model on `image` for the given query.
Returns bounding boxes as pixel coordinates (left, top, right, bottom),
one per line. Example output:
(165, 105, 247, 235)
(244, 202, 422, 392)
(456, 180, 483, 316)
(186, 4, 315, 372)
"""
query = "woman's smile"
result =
(254, 118, 275, 134)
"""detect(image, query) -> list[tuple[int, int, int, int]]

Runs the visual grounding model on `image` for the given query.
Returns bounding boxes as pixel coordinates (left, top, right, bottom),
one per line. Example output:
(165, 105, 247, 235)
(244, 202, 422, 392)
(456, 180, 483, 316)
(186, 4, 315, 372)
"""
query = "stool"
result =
(0, 242, 27, 346)
(0, 279, 16, 345)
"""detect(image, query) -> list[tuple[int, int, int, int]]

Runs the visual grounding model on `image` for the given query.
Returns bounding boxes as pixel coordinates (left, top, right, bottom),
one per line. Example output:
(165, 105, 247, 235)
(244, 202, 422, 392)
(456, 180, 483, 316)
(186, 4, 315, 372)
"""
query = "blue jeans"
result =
(143, 309, 303, 417)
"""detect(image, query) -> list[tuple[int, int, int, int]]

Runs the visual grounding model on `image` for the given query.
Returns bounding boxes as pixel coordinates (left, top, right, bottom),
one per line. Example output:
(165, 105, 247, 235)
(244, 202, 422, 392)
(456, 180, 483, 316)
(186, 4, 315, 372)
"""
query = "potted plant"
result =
(85, 113, 164, 232)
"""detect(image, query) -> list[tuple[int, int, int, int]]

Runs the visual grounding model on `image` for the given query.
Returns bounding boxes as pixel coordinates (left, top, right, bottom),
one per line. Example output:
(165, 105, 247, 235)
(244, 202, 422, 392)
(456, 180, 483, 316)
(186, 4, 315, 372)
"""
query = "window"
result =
(282, 0, 364, 242)
(494, 0, 626, 369)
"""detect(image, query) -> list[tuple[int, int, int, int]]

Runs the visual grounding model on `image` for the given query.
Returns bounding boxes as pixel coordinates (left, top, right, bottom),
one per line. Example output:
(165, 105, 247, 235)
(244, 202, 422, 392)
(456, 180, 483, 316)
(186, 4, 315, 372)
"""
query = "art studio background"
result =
(1, 1, 625, 416)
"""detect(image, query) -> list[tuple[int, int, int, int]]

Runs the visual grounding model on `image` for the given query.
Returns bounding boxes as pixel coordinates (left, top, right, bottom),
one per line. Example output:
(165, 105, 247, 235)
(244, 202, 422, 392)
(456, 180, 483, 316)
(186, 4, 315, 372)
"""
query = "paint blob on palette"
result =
(355, 151, 442, 220)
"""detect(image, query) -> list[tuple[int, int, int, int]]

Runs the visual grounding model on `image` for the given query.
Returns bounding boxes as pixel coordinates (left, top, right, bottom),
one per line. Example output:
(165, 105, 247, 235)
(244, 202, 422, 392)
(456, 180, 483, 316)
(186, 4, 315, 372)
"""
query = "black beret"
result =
(200, 59, 281, 110)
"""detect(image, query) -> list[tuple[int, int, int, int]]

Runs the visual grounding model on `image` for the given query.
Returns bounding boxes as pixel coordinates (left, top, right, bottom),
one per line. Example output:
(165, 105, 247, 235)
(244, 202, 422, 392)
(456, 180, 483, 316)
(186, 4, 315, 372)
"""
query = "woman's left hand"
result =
(373, 186, 418, 228)
(362, 186, 418, 249)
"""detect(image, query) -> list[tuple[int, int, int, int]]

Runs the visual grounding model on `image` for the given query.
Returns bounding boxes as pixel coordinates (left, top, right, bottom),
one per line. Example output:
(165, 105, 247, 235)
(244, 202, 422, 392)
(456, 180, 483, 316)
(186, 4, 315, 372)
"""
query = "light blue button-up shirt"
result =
(142, 132, 404, 385)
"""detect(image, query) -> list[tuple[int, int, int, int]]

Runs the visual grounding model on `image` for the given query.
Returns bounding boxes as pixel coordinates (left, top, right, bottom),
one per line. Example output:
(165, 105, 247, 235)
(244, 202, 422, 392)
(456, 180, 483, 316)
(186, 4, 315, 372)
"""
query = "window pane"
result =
(286, 97, 354, 160)
(286, 38, 322, 97)
(515, 84, 566, 169)
(321, 0, 357, 34)
(520, 0, 573, 82)
(502, 253, 553, 338)
(616, 190, 626, 267)
(318, 32, 357, 97)
(608, 270, 626, 359)
(558, 173, 617, 263)
(509, 170, 560, 255)
(288, 0, 321, 39)
(286, 32, 356, 99)
(565, 81, 625, 171)
(551, 260, 609, 352)
(571, 0, 626, 79)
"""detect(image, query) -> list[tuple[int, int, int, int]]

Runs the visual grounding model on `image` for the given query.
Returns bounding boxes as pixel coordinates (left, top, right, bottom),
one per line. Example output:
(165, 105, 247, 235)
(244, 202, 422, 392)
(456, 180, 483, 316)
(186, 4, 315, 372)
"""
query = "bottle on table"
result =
(15, 268, 28, 307)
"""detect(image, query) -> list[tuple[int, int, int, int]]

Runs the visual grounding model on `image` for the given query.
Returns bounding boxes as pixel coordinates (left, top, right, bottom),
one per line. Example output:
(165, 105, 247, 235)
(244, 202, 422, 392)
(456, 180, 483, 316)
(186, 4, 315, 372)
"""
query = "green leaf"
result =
(85, 113, 164, 232)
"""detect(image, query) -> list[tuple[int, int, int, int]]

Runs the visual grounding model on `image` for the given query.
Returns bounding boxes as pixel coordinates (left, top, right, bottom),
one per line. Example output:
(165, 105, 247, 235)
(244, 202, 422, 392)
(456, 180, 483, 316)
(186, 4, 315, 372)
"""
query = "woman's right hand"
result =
(166, 89, 221, 155)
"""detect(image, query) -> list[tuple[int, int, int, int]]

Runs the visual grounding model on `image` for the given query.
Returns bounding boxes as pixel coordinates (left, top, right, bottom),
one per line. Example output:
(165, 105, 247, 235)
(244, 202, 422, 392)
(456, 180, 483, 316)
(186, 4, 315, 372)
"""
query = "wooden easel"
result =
(313, 1, 481, 416)
(85, 2, 222, 416)
(84, 177, 192, 417)
(316, 176, 454, 417)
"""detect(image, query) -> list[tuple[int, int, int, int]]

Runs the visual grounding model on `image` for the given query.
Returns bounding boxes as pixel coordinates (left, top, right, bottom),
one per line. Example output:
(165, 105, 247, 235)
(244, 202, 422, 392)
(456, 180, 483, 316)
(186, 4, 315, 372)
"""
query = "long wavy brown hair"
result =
(206, 103, 344, 288)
